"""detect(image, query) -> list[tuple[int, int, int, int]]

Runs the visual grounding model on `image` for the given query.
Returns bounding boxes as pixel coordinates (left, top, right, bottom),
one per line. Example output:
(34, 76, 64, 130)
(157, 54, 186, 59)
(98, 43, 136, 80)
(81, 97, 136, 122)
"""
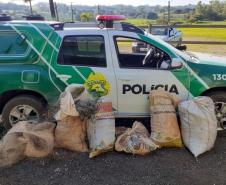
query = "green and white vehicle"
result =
(0, 15, 226, 129)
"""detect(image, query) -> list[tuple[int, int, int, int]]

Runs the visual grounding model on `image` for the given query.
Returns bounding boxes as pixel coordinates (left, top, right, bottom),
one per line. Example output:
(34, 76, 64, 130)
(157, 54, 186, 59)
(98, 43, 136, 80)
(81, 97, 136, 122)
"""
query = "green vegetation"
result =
(80, 13, 94, 22)
(186, 44, 226, 56)
(189, 21, 226, 25)
(125, 19, 156, 27)
(125, 18, 226, 27)
(190, 0, 226, 22)
(179, 28, 226, 41)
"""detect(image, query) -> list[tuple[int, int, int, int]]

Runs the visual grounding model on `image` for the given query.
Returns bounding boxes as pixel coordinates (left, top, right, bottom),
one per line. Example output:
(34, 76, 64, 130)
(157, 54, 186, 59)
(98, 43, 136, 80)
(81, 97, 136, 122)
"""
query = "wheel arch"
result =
(0, 90, 48, 113)
(200, 86, 226, 96)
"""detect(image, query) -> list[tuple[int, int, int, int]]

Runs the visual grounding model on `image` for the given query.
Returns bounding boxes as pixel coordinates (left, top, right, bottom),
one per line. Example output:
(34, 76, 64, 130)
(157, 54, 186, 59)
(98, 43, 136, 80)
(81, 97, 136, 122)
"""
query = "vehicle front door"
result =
(53, 30, 118, 110)
(108, 31, 189, 117)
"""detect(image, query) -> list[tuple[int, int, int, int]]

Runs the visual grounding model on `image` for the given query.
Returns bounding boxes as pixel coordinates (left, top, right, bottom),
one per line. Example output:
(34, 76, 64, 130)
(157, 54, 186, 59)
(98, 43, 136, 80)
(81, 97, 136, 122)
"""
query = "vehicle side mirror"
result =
(170, 59, 183, 70)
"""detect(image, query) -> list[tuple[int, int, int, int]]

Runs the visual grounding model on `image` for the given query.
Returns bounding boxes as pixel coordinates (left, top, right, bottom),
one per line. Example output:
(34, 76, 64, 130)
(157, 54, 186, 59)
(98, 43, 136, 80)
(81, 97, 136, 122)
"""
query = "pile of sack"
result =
(0, 121, 55, 167)
(0, 86, 218, 167)
(115, 90, 218, 157)
(0, 84, 116, 167)
(114, 90, 183, 155)
(55, 84, 115, 158)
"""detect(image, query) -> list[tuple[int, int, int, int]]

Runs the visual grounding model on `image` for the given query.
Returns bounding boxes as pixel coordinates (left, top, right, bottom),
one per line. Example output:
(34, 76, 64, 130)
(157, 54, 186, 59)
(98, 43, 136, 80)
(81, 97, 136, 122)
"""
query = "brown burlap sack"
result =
(0, 121, 55, 167)
(7, 121, 55, 158)
(115, 127, 129, 137)
(23, 122, 55, 158)
(149, 90, 183, 148)
(55, 116, 88, 152)
(0, 133, 27, 167)
(115, 121, 158, 155)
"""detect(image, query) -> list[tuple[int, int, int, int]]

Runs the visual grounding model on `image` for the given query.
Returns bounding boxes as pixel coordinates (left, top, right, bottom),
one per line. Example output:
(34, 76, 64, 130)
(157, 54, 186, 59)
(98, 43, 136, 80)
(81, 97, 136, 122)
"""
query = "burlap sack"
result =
(115, 121, 158, 155)
(116, 127, 129, 137)
(23, 122, 55, 158)
(55, 116, 88, 152)
(0, 121, 55, 167)
(0, 133, 26, 167)
(54, 85, 86, 121)
(7, 121, 55, 158)
(149, 90, 183, 148)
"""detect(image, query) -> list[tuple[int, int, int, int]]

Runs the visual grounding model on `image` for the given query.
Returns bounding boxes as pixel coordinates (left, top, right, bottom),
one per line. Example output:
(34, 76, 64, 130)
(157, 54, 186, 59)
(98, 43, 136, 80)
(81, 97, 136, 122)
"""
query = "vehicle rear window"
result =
(151, 28, 168, 35)
(58, 35, 106, 67)
(0, 31, 29, 55)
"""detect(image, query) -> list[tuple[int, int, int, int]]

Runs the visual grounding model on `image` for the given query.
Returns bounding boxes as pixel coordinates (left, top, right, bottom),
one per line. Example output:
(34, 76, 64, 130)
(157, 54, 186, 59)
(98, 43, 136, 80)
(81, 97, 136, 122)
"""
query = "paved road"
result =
(0, 130, 226, 185)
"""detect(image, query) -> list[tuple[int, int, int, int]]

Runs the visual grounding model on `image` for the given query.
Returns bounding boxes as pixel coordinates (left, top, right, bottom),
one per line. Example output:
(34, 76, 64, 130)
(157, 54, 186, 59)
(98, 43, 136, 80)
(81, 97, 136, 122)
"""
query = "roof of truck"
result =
(0, 20, 59, 24)
(0, 18, 145, 35)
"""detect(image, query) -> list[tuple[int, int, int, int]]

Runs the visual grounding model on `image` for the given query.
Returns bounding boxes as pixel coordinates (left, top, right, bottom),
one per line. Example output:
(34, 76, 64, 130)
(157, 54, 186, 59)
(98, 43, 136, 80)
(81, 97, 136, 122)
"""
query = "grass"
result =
(192, 21, 226, 25)
(124, 19, 156, 27)
(125, 19, 226, 27)
(179, 28, 226, 41)
(125, 19, 226, 41)
(185, 44, 226, 56)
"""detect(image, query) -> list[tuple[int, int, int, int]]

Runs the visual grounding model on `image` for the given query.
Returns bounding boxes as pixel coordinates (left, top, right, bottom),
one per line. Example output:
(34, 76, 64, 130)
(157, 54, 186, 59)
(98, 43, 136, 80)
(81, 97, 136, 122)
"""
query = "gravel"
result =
(0, 129, 226, 185)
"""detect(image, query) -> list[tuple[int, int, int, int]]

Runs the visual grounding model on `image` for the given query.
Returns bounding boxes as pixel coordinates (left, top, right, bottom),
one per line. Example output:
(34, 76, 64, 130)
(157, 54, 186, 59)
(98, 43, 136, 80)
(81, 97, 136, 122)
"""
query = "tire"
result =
(206, 91, 226, 129)
(2, 95, 46, 130)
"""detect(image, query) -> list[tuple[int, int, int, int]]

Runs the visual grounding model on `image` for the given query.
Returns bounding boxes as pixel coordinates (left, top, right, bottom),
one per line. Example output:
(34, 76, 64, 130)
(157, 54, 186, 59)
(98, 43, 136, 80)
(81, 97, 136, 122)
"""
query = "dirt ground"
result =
(0, 126, 226, 185)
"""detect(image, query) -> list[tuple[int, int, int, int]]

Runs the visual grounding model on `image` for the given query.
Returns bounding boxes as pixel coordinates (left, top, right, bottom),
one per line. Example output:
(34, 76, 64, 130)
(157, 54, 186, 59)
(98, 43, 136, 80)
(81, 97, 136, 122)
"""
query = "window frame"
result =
(113, 35, 172, 70)
(0, 31, 31, 59)
(57, 35, 107, 68)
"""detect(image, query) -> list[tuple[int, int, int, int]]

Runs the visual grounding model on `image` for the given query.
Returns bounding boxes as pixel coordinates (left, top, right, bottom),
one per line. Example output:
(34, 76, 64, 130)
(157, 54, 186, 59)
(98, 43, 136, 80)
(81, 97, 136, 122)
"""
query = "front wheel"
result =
(2, 95, 47, 130)
(207, 91, 226, 129)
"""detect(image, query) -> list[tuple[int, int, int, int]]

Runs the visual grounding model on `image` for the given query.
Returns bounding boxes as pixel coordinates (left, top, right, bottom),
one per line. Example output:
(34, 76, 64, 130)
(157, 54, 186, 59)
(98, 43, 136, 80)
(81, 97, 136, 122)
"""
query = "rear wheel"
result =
(2, 95, 46, 130)
(206, 91, 226, 129)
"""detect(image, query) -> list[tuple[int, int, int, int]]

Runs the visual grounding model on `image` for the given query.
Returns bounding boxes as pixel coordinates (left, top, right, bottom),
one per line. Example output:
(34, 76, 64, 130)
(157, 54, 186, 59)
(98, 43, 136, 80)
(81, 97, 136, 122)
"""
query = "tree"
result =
(223, 2, 226, 18)
(80, 12, 93, 22)
(192, 0, 225, 21)
(194, 1, 204, 20)
(23, 0, 33, 15)
(146, 12, 158, 20)
(156, 17, 168, 24)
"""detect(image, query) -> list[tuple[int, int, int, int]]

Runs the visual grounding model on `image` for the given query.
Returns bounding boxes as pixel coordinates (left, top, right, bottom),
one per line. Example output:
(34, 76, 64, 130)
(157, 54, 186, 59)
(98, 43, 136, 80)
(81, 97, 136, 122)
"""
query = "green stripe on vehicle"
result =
(76, 66, 94, 79)
(10, 22, 109, 93)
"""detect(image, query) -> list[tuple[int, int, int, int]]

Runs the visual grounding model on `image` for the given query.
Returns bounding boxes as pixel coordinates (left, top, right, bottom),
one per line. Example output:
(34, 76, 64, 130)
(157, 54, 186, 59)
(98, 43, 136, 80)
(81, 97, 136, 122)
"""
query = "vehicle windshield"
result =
(145, 33, 192, 61)
(151, 27, 168, 36)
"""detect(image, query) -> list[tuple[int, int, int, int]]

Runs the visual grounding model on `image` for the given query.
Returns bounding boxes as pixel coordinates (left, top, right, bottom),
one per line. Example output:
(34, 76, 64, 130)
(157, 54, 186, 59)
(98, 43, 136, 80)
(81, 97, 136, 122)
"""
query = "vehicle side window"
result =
(58, 35, 106, 67)
(0, 31, 28, 56)
(115, 36, 171, 69)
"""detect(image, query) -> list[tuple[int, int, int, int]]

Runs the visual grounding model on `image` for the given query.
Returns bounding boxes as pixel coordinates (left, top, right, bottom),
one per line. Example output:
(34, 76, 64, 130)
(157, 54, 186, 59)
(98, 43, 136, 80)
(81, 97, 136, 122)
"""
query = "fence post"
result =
(148, 24, 151, 34)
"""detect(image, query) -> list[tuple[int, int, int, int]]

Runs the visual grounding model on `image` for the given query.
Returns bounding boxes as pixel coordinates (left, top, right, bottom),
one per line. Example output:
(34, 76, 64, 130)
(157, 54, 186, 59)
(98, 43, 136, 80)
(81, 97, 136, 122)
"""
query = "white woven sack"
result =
(178, 96, 217, 157)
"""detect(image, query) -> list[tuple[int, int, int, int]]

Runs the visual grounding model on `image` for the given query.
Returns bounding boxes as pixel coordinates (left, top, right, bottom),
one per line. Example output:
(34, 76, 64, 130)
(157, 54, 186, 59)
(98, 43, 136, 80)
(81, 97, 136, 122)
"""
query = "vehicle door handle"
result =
(118, 78, 131, 81)
(57, 74, 72, 81)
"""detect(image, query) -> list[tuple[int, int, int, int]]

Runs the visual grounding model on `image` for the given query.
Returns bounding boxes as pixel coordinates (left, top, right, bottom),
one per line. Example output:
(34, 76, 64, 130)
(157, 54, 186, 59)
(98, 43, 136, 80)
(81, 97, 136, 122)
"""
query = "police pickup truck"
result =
(0, 15, 226, 129)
